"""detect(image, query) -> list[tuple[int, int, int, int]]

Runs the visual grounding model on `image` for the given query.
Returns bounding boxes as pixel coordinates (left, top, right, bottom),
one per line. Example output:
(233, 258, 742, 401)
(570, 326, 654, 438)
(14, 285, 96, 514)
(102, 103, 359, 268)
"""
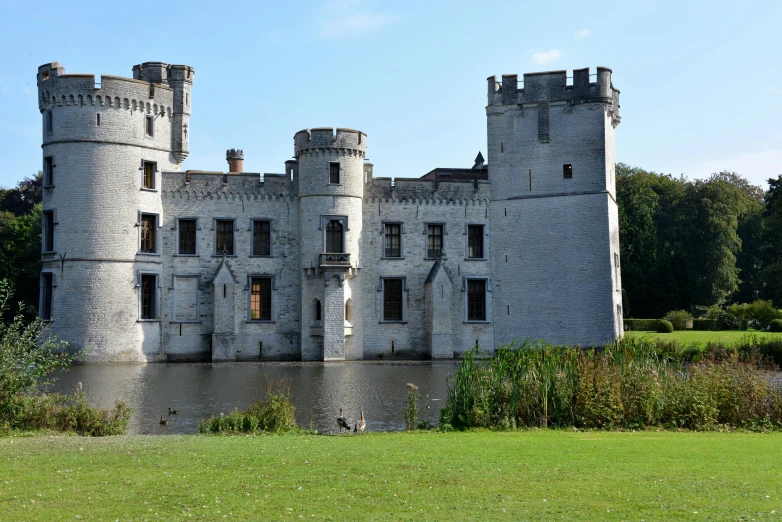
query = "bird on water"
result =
(354, 410, 366, 435)
(168, 407, 180, 415)
(159, 417, 168, 426)
(337, 408, 350, 434)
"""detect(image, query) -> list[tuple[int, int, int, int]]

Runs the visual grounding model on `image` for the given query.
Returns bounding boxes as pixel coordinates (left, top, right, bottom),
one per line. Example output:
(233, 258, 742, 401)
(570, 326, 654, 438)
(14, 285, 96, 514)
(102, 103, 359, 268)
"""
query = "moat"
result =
(50, 361, 459, 435)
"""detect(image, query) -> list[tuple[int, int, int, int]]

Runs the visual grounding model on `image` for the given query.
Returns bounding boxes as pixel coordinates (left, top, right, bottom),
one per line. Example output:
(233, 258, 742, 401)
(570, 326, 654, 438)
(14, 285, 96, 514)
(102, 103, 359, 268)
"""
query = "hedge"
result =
(770, 319, 782, 333)
(656, 320, 674, 333)
(692, 319, 720, 331)
(624, 319, 662, 331)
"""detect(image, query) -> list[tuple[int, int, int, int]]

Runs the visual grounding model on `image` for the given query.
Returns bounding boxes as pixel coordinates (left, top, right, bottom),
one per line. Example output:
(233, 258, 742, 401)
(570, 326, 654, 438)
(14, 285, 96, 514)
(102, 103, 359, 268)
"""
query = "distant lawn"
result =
(626, 329, 781, 345)
(1, 432, 781, 520)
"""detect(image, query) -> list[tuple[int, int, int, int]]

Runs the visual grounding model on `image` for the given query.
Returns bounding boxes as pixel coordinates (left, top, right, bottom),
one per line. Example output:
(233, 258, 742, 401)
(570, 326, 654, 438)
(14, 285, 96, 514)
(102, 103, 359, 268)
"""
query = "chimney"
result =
(226, 149, 244, 173)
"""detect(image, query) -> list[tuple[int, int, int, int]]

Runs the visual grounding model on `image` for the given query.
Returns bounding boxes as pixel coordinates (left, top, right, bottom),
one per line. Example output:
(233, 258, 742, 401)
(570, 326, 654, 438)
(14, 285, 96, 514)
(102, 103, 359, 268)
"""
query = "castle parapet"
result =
(488, 67, 617, 107)
(294, 127, 367, 157)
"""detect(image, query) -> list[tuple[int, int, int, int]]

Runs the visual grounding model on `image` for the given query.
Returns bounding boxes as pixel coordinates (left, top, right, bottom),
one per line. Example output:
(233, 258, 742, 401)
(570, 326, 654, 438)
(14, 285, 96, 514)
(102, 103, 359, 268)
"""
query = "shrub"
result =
(728, 300, 782, 329)
(624, 319, 662, 331)
(770, 319, 782, 333)
(198, 379, 297, 434)
(716, 311, 746, 331)
(404, 383, 420, 430)
(663, 310, 693, 331)
(656, 320, 674, 333)
(693, 319, 720, 331)
(9, 391, 131, 436)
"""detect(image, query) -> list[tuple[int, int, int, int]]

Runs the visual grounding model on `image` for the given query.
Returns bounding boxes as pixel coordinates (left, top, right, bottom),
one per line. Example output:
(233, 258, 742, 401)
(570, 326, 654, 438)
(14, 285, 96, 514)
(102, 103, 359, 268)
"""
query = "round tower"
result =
(36, 61, 194, 361)
(295, 128, 366, 361)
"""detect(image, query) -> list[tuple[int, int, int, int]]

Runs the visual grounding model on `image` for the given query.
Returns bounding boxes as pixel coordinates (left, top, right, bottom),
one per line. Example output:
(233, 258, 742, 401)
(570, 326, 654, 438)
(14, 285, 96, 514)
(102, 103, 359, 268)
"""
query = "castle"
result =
(36, 61, 622, 362)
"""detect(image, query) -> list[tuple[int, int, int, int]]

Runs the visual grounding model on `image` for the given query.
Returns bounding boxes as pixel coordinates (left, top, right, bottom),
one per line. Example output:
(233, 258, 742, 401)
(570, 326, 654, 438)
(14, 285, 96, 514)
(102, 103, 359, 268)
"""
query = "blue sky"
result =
(1, 0, 780, 189)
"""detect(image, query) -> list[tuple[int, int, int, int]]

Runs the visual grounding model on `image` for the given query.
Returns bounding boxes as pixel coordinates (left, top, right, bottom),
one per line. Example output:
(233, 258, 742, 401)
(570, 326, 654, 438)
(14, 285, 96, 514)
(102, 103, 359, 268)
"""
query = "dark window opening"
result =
(467, 279, 487, 321)
(44, 157, 53, 186)
(96, 113, 100, 126)
(216, 220, 234, 255)
(145, 116, 154, 137)
(140, 274, 157, 319)
(178, 219, 196, 255)
(383, 279, 403, 321)
(253, 220, 271, 256)
(143, 161, 155, 189)
(139, 214, 157, 253)
(563, 164, 573, 179)
(250, 277, 272, 321)
(384, 223, 401, 257)
(468, 225, 484, 258)
(427, 224, 443, 258)
(325, 220, 343, 253)
(314, 299, 321, 322)
(45, 111, 53, 133)
(43, 211, 54, 252)
(329, 163, 340, 184)
(41, 273, 53, 320)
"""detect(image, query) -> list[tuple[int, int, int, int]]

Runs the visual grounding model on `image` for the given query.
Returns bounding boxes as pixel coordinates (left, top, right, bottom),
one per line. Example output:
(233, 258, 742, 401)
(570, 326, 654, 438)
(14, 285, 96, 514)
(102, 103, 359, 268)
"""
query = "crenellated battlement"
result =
(366, 176, 490, 204)
(294, 127, 367, 156)
(487, 66, 618, 108)
(161, 171, 296, 200)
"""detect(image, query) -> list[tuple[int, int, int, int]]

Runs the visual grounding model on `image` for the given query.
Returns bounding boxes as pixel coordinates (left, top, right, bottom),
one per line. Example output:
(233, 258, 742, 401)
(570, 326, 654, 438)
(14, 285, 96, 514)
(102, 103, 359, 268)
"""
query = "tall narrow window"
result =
(140, 274, 157, 319)
(325, 220, 343, 253)
(41, 273, 53, 320)
(563, 164, 573, 179)
(250, 277, 272, 321)
(45, 111, 53, 133)
(96, 113, 100, 126)
(383, 278, 404, 321)
(467, 225, 484, 259)
(329, 163, 340, 184)
(178, 219, 197, 255)
(42, 211, 54, 252)
(215, 220, 234, 255)
(253, 220, 271, 256)
(467, 279, 487, 321)
(384, 223, 401, 258)
(139, 214, 157, 253)
(427, 224, 443, 258)
(614, 253, 620, 290)
(145, 115, 154, 137)
(142, 161, 155, 189)
(44, 157, 54, 186)
(313, 298, 322, 322)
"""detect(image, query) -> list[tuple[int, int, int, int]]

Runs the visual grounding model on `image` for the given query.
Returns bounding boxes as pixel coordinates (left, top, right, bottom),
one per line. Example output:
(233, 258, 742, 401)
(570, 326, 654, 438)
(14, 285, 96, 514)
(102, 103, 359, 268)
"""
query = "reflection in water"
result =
(50, 362, 459, 435)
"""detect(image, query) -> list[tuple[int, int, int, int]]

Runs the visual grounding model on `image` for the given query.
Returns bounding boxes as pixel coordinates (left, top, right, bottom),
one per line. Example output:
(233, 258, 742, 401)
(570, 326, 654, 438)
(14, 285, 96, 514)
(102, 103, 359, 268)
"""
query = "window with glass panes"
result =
(384, 223, 401, 257)
(467, 279, 486, 321)
(250, 277, 272, 321)
(325, 220, 343, 253)
(329, 163, 340, 184)
(427, 224, 443, 258)
(468, 225, 484, 258)
(215, 220, 234, 255)
(41, 273, 53, 320)
(140, 274, 157, 319)
(383, 278, 403, 321)
(253, 220, 271, 256)
(139, 214, 156, 253)
(178, 219, 196, 255)
(143, 161, 155, 189)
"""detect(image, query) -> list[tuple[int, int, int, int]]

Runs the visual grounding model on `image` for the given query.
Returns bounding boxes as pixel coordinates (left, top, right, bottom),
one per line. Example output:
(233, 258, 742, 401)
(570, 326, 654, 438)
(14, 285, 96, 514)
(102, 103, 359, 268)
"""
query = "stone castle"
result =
(36, 61, 622, 362)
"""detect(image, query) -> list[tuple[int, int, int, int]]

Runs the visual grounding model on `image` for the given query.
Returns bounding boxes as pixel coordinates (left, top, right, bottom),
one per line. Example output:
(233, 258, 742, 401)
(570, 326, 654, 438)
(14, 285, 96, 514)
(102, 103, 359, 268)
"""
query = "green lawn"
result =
(1, 432, 781, 520)
(626, 328, 781, 344)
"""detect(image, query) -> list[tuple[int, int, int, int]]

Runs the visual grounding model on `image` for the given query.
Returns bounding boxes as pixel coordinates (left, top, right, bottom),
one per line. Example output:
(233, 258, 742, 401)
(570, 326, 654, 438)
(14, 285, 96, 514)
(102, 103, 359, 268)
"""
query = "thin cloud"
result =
(319, 12, 399, 38)
(527, 49, 563, 66)
(574, 29, 591, 39)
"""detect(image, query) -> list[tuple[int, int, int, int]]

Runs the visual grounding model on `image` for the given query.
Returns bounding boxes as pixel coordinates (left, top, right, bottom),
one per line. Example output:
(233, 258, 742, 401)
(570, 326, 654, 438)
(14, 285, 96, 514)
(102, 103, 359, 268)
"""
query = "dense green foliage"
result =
(662, 310, 693, 330)
(656, 320, 674, 333)
(771, 320, 782, 333)
(617, 166, 782, 316)
(624, 318, 662, 331)
(3, 432, 782, 520)
(440, 340, 782, 431)
(198, 381, 297, 434)
(693, 319, 719, 331)
(11, 391, 131, 436)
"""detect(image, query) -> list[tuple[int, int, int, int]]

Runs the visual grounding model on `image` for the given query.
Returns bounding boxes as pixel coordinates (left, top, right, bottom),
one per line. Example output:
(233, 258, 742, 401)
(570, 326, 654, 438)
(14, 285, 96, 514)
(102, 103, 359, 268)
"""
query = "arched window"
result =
(325, 220, 343, 253)
(312, 298, 322, 323)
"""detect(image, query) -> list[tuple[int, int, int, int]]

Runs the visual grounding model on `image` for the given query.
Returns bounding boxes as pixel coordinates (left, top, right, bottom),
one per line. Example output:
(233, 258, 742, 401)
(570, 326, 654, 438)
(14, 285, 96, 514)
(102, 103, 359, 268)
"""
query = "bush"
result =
(11, 392, 132, 436)
(770, 319, 782, 333)
(728, 300, 782, 329)
(663, 310, 693, 331)
(624, 319, 662, 331)
(656, 320, 674, 333)
(198, 379, 298, 434)
(404, 383, 420, 430)
(693, 319, 720, 331)
(716, 311, 746, 331)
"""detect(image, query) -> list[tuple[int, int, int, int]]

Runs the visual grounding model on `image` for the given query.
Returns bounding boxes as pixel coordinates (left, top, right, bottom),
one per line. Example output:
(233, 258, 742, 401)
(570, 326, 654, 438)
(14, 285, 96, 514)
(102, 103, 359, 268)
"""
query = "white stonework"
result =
(37, 61, 622, 362)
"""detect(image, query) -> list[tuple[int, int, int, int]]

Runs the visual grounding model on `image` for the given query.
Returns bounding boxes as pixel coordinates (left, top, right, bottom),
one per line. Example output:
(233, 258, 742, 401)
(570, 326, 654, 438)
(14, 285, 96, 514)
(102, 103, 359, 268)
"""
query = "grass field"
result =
(625, 329, 781, 345)
(1, 432, 781, 520)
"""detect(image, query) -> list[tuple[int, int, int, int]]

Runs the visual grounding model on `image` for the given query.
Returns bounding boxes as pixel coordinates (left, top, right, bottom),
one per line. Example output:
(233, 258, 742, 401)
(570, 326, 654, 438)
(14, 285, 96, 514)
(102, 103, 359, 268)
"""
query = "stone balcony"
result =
(319, 252, 351, 268)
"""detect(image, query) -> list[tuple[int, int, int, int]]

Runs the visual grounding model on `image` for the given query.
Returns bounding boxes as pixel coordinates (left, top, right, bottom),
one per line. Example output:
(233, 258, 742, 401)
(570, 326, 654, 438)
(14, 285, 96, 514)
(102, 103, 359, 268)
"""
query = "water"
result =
(49, 361, 460, 435)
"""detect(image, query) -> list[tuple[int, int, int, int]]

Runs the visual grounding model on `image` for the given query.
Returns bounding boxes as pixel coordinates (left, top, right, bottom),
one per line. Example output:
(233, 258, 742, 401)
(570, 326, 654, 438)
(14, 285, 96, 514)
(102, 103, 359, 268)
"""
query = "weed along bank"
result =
(37, 61, 622, 362)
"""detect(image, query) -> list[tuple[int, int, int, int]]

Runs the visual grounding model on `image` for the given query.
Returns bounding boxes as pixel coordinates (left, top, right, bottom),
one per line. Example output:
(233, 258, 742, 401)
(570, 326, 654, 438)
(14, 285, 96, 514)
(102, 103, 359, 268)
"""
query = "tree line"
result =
(1, 166, 780, 318)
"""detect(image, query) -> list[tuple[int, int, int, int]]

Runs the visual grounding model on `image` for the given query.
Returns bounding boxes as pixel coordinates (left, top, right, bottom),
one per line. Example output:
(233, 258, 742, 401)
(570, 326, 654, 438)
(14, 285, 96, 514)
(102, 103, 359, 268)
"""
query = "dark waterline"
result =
(50, 361, 460, 435)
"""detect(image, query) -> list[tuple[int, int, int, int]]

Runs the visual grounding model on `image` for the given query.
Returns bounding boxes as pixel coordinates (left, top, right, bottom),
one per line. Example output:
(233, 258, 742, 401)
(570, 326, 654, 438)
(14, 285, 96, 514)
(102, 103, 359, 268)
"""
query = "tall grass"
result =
(440, 338, 782, 431)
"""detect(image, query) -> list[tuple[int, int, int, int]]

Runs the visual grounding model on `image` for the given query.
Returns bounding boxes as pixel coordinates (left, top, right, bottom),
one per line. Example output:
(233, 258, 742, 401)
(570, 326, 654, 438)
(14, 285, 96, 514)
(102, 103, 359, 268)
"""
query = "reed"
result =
(440, 338, 782, 431)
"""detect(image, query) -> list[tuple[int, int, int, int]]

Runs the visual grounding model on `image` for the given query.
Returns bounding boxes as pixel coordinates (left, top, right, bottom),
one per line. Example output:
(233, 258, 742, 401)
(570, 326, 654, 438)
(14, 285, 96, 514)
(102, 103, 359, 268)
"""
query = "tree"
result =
(0, 205, 42, 314)
(0, 173, 42, 216)
(760, 175, 782, 306)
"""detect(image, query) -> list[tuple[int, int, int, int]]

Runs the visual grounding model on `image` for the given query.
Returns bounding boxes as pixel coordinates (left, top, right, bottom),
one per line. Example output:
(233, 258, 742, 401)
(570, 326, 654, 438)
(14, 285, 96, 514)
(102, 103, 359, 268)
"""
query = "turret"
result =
(163, 64, 194, 164)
